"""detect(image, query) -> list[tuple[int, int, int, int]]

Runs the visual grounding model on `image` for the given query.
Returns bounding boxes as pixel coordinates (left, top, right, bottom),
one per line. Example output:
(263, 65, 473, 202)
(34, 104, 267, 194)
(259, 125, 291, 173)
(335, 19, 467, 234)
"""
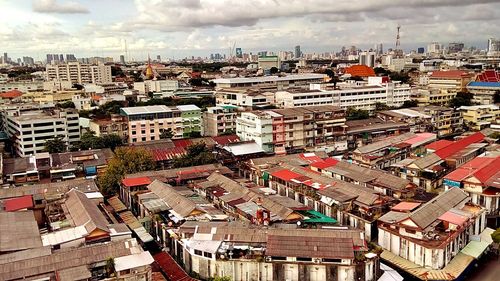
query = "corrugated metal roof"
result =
(65, 189, 110, 234)
(435, 132, 484, 160)
(0, 211, 43, 252)
(266, 235, 354, 259)
(3, 195, 33, 211)
(122, 177, 152, 188)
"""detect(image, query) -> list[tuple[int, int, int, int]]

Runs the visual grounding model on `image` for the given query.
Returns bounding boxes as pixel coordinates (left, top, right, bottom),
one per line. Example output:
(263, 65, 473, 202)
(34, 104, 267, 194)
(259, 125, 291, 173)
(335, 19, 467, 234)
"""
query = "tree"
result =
(346, 107, 369, 120)
(494, 90, 500, 104)
(172, 143, 217, 168)
(449, 92, 473, 108)
(209, 276, 232, 281)
(491, 228, 500, 243)
(79, 131, 105, 150)
(269, 67, 279, 74)
(56, 101, 76, 109)
(44, 136, 67, 153)
(374, 67, 391, 76)
(105, 257, 116, 277)
(102, 134, 123, 150)
(375, 102, 391, 111)
(160, 128, 174, 139)
(389, 72, 410, 83)
(400, 100, 418, 108)
(98, 147, 155, 196)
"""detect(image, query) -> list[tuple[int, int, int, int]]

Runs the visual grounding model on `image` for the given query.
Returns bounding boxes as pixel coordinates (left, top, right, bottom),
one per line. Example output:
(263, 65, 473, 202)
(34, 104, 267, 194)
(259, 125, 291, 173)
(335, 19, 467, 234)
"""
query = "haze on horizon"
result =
(0, 0, 499, 60)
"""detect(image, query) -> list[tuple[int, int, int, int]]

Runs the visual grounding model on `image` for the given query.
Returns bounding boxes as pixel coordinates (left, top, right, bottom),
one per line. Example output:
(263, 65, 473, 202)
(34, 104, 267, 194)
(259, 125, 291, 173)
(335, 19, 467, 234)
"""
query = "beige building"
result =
(45, 62, 112, 84)
(89, 115, 128, 138)
(216, 88, 275, 109)
(427, 70, 473, 92)
(459, 104, 500, 130)
(22, 89, 82, 104)
(202, 105, 238, 136)
(413, 88, 457, 106)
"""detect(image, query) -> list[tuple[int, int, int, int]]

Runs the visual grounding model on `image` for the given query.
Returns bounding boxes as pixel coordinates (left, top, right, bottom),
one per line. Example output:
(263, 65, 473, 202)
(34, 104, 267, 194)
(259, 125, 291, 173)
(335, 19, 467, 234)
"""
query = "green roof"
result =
(302, 210, 337, 224)
(460, 240, 490, 259)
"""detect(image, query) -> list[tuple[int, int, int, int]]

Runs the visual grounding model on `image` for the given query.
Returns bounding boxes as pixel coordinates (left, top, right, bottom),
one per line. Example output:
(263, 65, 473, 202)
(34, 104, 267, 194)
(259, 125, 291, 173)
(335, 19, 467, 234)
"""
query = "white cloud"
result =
(33, 0, 89, 14)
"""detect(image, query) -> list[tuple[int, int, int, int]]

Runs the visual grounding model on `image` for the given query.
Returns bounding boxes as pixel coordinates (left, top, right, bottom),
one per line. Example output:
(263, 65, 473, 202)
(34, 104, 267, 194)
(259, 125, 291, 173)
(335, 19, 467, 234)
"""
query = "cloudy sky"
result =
(0, 0, 499, 61)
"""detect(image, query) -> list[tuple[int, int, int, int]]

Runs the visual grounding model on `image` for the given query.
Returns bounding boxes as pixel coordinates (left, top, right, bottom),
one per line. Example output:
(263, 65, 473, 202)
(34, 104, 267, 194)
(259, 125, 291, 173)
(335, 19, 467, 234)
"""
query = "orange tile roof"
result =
(0, 90, 22, 99)
(345, 65, 375, 77)
(430, 70, 471, 79)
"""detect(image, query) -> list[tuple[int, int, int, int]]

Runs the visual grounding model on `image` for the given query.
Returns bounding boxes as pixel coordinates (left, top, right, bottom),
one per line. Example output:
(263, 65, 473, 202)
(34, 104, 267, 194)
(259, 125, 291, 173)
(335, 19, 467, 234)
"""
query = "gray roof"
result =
(378, 211, 409, 224)
(0, 178, 98, 200)
(57, 265, 92, 281)
(126, 163, 232, 180)
(354, 132, 416, 154)
(412, 153, 442, 169)
(147, 180, 199, 218)
(64, 189, 110, 233)
(0, 211, 43, 252)
(409, 188, 469, 229)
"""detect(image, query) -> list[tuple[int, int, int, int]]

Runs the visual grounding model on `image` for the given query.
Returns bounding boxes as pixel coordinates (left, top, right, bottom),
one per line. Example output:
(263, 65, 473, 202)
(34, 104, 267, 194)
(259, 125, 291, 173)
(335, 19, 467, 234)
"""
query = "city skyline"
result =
(0, 0, 499, 60)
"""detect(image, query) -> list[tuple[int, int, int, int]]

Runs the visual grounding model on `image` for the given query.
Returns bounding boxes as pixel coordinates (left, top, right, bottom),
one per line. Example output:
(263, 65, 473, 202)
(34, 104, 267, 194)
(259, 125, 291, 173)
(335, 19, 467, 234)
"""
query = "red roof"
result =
(212, 135, 240, 146)
(154, 252, 198, 281)
(122, 177, 152, 187)
(151, 147, 186, 161)
(310, 158, 339, 169)
(298, 153, 323, 163)
(425, 140, 453, 151)
(345, 65, 375, 77)
(3, 195, 33, 212)
(172, 139, 193, 148)
(430, 70, 471, 79)
(475, 70, 500, 82)
(392, 202, 421, 212)
(445, 157, 496, 182)
(434, 132, 484, 159)
(0, 90, 22, 99)
(472, 157, 500, 184)
(271, 169, 302, 181)
(439, 211, 468, 226)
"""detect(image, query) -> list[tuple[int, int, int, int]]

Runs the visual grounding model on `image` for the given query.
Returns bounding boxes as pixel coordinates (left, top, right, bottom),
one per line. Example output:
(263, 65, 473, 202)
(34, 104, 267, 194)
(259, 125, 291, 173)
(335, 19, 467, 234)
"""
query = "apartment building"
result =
(133, 79, 179, 94)
(459, 104, 499, 130)
(467, 81, 500, 105)
(89, 114, 128, 138)
(21, 89, 82, 104)
(45, 62, 112, 84)
(412, 88, 457, 106)
(275, 77, 411, 112)
(0, 81, 44, 93)
(216, 88, 275, 109)
(237, 105, 346, 154)
(427, 70, 473, 92)
(3, 108, 80, 156)
(212, 73, 327, 90)
(120, 105, 201, 143)
(202, 105, 238, 136)
(410, 106, 463, 137)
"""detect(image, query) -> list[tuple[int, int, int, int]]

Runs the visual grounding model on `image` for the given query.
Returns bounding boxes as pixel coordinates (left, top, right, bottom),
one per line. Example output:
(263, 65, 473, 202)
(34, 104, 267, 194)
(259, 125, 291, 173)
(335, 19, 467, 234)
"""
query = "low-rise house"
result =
(89, 114, 128, 138)
(352, 132, 436, 169)
(216, 88, 276, 109)
(378, 188, 493, 280)
(169, 221, 378, 281)
(345, 118, 410, 149)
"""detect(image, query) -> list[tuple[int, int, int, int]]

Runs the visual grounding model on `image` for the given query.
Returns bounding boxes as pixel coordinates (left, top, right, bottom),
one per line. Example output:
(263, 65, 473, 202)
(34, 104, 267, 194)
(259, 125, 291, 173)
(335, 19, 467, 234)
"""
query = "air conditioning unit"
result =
(313, 258, 322, 264)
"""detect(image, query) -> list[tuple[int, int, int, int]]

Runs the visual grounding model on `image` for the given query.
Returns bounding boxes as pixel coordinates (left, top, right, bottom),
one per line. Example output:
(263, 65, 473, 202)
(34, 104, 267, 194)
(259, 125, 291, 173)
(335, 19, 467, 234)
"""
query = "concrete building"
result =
(378, 188, 491, 280)
(2, 108, 80, 156)
(89, 115, 128, 139)
(410, 106, 463, 137)
(22, 89, 82, 105)
(275, 77, 411, 113)
(212, 74, 326, 91)
(0, 81, 44, 93)
(427, 42, 442, 55)
(294, 45, 301, 58)
(359, 51, 375, 67)
(133, 80, 179, 94)
(258, 55, 280, 71)
(237, 105, 346, 154)
(459, 104, 499, 130)
(467, 81, 500, 105)
(202, 105, 238, 136)
(120, 105, 201, 143)
(216, 88, 275, 109)
(428, 70, 473, 92)
(413, 88, 458, 106)
(487, 37, 500, 56)
(45, 62, 112, 84)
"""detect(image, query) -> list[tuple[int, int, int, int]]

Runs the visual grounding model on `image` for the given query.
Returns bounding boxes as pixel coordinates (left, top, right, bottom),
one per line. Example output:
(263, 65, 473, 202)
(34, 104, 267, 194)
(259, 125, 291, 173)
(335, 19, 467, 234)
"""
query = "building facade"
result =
(45, 62, 112, 84)
(202, 105, 238, 136)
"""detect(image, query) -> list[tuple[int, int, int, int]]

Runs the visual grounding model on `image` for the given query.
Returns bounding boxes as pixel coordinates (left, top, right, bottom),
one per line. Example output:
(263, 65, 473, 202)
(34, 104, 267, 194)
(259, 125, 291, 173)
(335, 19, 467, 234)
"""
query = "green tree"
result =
(105, 257, 116, 277)
(400, 100, 418, 108)
(102, 134, 123, 150)
(491, 228, 500, 243)
(448, 92, 473, 108)
(56, 101, 76, 109)
(172, 143, 217, 168)
(79, 131, 105, 150)
(389, 71, 410, 83)
(209, 276, 232, 281)
(375, 102, 391, 111)
(346, 107, 370, 120)
(160, 128, 174, 139)
(98, 147, 155, 196)
(43, 136, 67, 153)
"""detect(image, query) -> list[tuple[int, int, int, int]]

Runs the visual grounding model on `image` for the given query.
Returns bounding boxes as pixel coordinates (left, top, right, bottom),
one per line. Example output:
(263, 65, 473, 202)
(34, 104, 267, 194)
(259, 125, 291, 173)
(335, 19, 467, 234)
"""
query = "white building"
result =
(3, 108, 80, 156)
(359, 52, 375, 68)
(133, 80, 179, 94)
(45, 62, 112, 84)
(216, 89, 275, 109)
(275, 77, 411, 112)
(212, 74, 326, 90)
(0, 81, 44, 93)
(236, 111, 273, 151)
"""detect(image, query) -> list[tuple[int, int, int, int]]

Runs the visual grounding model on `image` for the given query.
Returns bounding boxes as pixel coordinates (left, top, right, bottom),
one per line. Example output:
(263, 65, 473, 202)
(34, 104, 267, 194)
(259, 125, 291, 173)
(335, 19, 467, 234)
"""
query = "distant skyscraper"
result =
(46, 54, 53, 63)
(448, 42, 464, 53)
(59, 54, 64, 62)
(257, 51, 267, 57)
(156, 55, 161, 62)
(487, 38, 500, 55)
(359, 51, 375, 67)
(235, 48, 242, 58)
(3, 53, 7, 64)
(417, 47, 425, 54)
(294, 45, 301, 59)
(66, 54, 76, 61)
(427, 42, 442, 54)
(120, 55, 125, 64)
(22, 56, 35, 65)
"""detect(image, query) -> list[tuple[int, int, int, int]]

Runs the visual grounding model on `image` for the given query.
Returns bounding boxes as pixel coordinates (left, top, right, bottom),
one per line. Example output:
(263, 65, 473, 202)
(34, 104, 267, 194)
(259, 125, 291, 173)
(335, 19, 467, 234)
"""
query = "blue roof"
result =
(468, 81, 500, 88)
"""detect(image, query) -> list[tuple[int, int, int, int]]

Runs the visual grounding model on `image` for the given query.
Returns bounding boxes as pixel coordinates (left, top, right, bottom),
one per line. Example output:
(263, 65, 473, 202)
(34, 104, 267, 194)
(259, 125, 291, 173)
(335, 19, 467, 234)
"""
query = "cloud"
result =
(33, 0, 89, 14)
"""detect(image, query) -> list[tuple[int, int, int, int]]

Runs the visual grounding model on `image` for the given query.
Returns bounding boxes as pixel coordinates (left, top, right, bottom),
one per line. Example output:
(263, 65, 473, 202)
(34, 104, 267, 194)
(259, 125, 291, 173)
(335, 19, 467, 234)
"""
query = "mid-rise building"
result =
(258, 55, 280, 70)
(202, 105, 238, 136)
(459, 104, 499, 130)
(120, 105, 201, 143)
(212, 74, 326, 90)
(359, 51, 376, 67)
(427, 70, 473, 92)
(216, 88, 275, 109)
(133, 80, 179, 94)
(410, 106, 463, 137)
(2, 108, 80, 156)
(45, 62, 112, 84)
(89, 114, 128, 139)
(237, 105, 346, 154)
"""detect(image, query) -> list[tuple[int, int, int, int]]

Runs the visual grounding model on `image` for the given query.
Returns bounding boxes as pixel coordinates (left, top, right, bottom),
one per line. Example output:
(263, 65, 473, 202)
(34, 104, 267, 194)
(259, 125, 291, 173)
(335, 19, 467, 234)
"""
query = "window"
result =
(289, 132, 293, 137)
(194, 249, 203, 256)
(203, 252, 213, 258)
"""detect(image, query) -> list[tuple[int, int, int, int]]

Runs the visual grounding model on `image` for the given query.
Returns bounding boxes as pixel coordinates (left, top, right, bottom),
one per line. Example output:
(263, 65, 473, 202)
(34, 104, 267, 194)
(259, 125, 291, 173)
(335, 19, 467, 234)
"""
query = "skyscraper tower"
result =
(394, 25, 403, 58)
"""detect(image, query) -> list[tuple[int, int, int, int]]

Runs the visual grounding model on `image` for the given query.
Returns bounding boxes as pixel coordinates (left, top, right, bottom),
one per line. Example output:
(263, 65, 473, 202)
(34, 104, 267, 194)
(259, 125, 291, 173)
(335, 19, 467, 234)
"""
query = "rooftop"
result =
(0, 211, 42, 252)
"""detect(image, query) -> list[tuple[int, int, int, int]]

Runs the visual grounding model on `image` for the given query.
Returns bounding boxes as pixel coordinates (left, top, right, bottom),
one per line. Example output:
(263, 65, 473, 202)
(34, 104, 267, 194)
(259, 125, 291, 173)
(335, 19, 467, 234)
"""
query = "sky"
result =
(0, 0, 499, 61)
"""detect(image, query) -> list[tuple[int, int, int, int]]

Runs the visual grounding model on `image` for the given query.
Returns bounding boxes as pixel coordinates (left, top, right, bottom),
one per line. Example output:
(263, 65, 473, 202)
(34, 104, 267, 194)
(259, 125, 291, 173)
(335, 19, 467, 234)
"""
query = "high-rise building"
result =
(375, 43, 383, 55)
(156, 55, 161, 62)
(45, 62, 112, 84)
(66, 54, 77, 62)
(448, 42, 464, 53)
(2, 53, 8, 64)
(120, 55, 126, 64)
(59, 54, 64, 62)
(294, 45, 301, 59)
(487, 38, 500, 56)
(235, 48, 242, 58)
(22, 56, 35, 65)
(46, 54, 53, 64)
(417, 47, 425, 54)
(427, 42, 442, 54)
(359, 51, 375, 67)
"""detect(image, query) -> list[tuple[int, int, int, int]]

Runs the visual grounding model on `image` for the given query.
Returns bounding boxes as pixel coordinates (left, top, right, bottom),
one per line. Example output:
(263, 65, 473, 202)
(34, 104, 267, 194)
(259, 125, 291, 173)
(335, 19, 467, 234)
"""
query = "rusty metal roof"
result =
(266, 235, 354, 259)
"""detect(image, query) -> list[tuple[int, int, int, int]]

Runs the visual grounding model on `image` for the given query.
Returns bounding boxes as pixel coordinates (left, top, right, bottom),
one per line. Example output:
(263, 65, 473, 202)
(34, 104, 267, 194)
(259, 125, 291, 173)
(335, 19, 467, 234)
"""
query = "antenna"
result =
(395, 24, 402, 58)
(124, 39, 129, 62)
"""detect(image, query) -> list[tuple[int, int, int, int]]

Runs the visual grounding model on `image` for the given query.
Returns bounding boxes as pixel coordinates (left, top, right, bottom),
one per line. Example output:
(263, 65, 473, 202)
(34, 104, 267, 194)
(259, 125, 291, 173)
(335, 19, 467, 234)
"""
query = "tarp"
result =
(460, 240, 490, 259)
(302, 210, 337, 224)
